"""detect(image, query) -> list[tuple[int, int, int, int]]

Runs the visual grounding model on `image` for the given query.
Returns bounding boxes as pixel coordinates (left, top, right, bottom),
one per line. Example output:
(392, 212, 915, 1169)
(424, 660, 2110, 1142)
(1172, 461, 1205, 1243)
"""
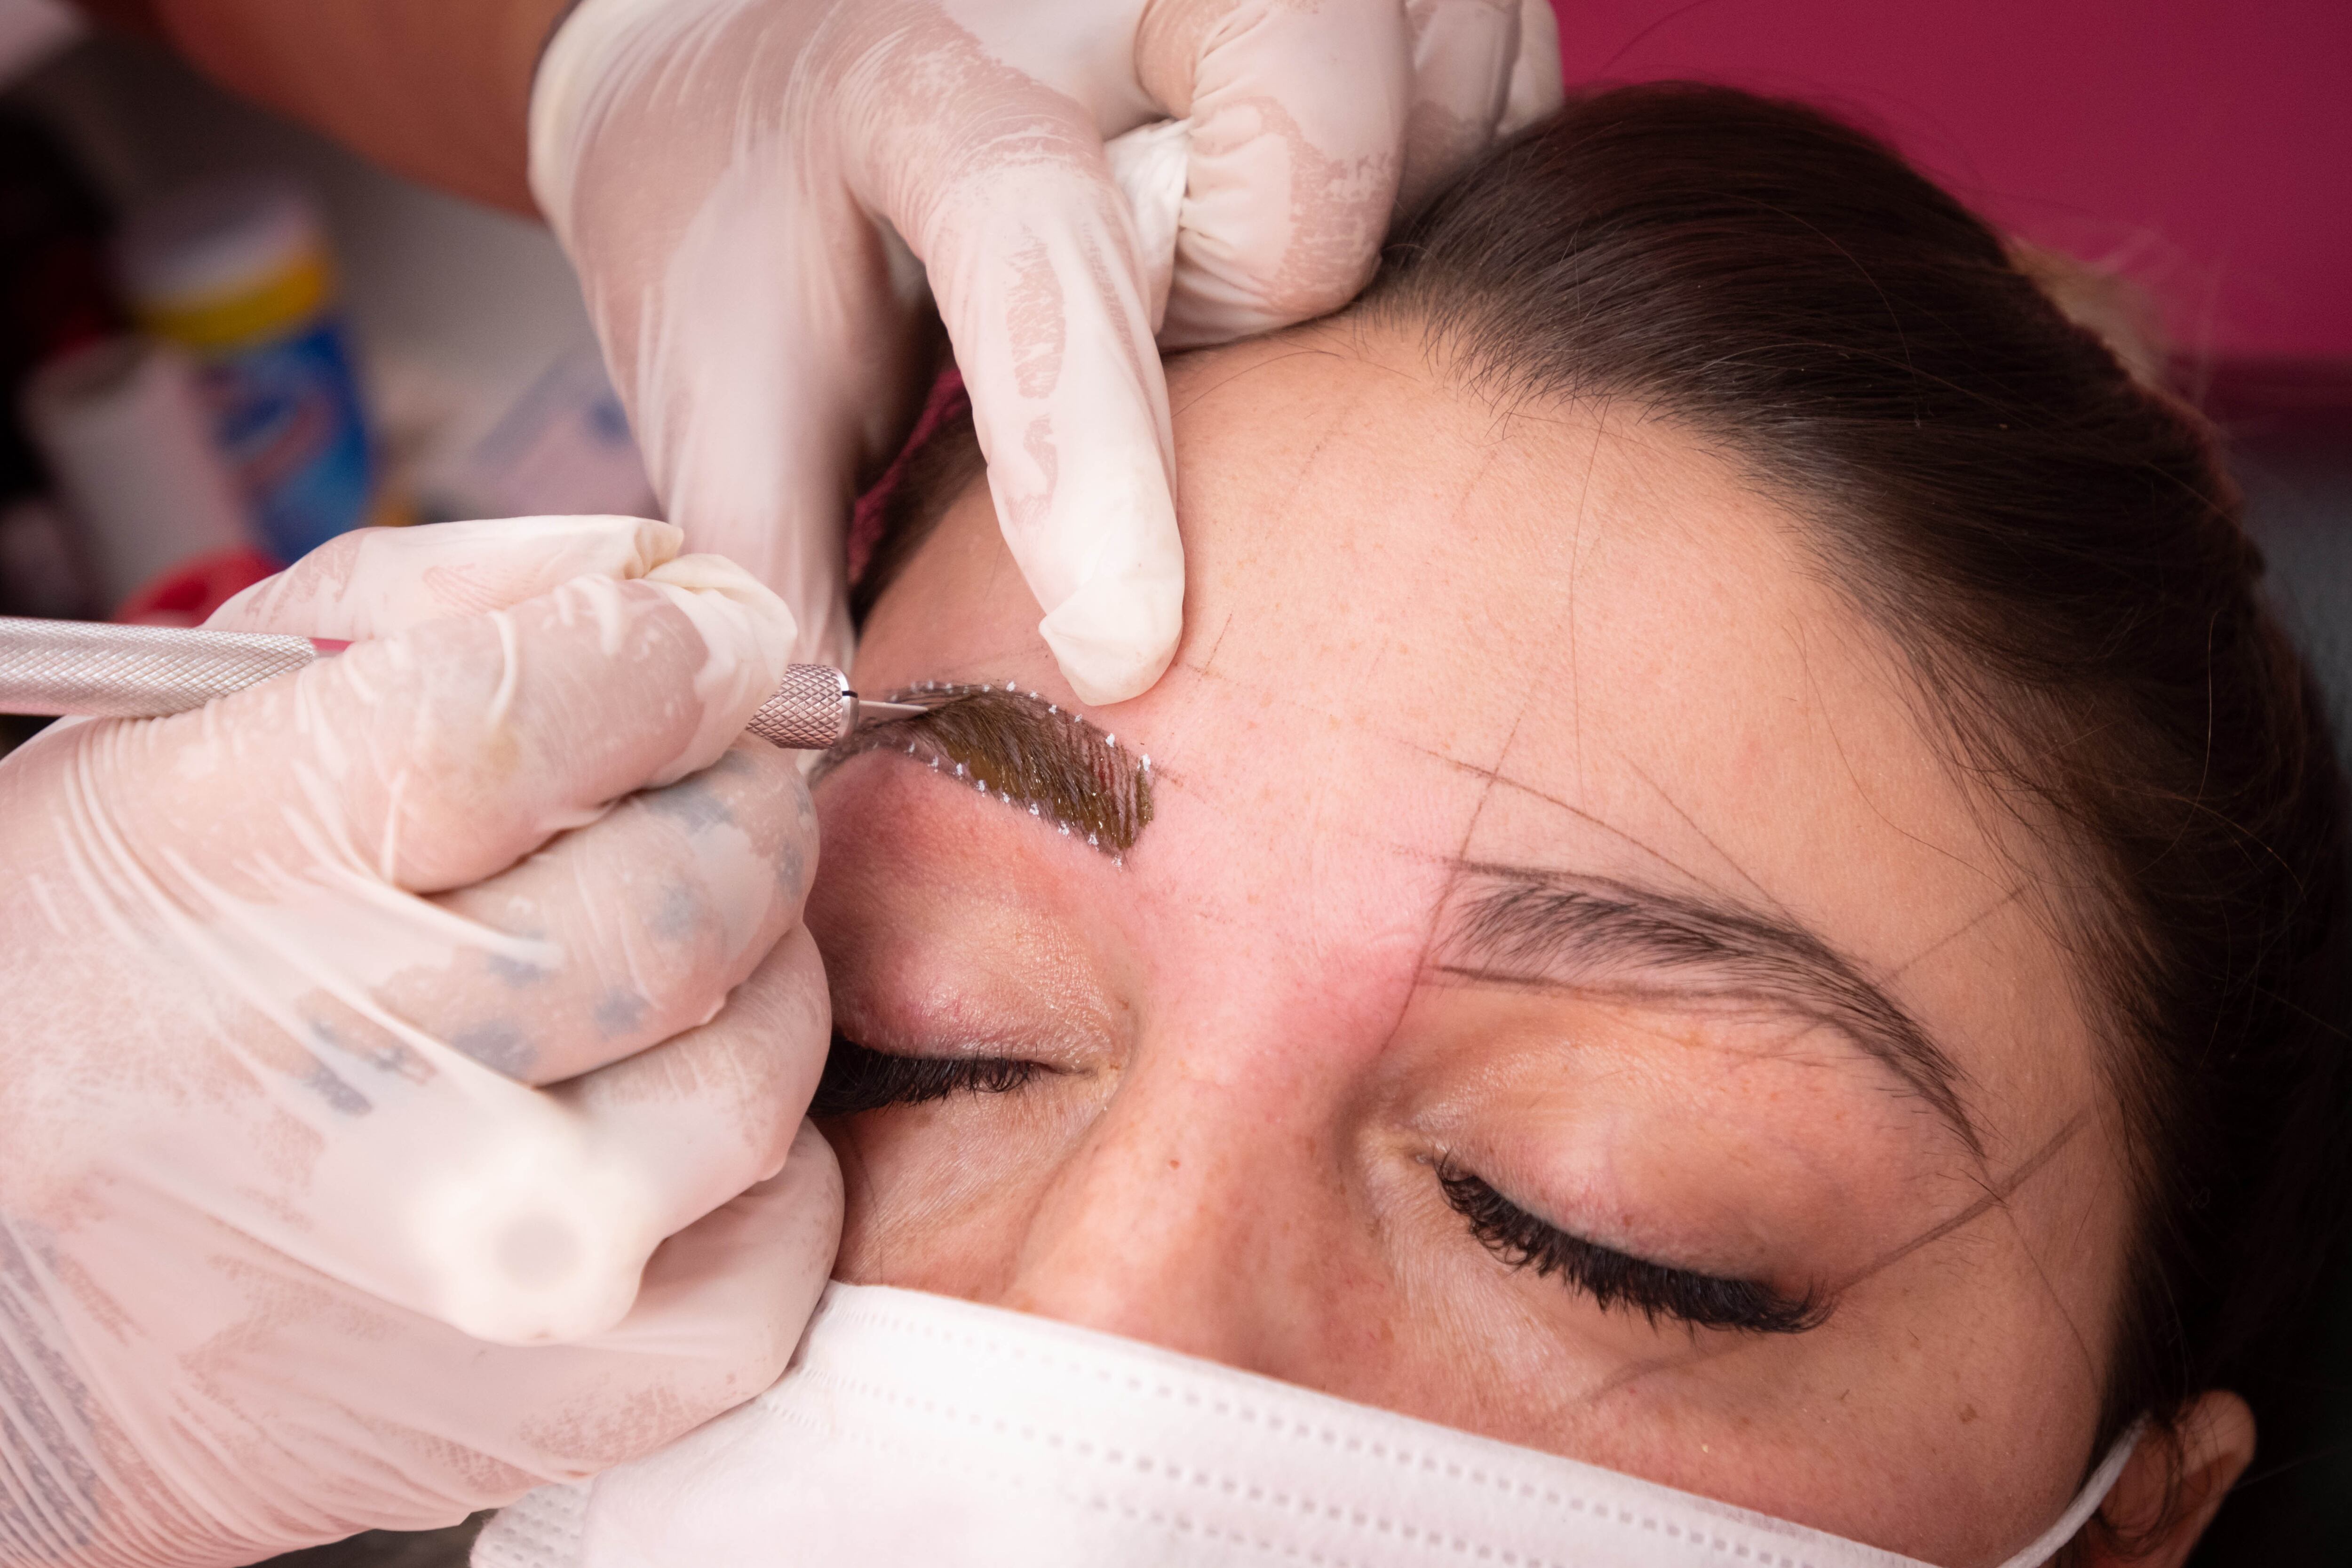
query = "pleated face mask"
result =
(474, 1283, 2135, 1568)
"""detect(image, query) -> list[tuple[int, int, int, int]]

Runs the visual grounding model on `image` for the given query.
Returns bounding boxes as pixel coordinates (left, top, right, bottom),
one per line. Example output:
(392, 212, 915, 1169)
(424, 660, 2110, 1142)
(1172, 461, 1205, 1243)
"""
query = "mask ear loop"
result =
(1988, 1417, 2149, 1568)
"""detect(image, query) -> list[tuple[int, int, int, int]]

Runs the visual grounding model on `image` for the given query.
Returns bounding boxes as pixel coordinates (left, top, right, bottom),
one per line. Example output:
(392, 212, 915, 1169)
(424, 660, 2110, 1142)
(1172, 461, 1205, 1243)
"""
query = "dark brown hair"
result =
(858, 84, 2352, 1556)
(1369, 84, 2352, 1553)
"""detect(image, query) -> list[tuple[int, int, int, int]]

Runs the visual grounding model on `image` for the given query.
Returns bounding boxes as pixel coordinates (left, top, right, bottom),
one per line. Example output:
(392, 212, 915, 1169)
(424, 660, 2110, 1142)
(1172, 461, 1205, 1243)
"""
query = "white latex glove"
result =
(530, 0, 1564, 704)
(0, 517, 842, 1566)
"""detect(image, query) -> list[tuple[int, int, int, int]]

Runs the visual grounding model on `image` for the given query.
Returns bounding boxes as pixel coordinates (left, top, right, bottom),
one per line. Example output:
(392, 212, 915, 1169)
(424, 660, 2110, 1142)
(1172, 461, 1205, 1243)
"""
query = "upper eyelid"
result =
(830, 1011, 1102, 1074)
(1431, 1155, 1662, 1273)
(828, 1029, 1064, 1070)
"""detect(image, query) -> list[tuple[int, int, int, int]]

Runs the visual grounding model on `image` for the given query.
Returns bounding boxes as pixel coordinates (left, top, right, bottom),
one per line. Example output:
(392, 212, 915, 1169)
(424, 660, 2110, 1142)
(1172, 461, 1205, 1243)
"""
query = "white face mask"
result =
(474, 1283, 2134, 1568)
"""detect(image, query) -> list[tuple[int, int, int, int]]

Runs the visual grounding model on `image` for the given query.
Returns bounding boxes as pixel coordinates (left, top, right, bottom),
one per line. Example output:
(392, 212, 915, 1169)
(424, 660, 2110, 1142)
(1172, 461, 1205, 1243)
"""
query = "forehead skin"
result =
(816, 322, 2129, 1562)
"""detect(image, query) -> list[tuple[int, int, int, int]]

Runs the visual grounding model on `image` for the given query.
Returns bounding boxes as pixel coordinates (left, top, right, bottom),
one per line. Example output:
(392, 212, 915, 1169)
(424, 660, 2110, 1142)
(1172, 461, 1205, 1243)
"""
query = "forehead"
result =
(855, 327, 2098, 1145)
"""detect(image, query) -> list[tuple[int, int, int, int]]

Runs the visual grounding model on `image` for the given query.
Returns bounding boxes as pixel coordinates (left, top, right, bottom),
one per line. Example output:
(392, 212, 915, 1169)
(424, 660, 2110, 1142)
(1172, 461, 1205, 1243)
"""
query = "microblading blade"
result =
(850, 698, 936, 723)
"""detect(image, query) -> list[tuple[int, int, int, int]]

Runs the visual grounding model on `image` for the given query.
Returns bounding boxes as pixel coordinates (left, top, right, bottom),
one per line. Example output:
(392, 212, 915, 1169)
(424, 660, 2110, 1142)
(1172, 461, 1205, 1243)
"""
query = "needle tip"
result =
(852, 698, 937, 723)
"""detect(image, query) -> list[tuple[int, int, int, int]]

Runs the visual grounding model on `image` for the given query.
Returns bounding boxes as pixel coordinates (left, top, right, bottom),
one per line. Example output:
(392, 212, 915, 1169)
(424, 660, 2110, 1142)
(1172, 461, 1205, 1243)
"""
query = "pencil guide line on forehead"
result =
(818, 682, 1153, 858)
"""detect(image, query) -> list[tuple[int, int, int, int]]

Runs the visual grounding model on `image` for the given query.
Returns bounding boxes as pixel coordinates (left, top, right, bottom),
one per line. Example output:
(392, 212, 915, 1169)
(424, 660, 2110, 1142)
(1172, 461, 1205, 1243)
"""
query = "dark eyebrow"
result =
(815, 683, 1153, 858)
(1437, 863, 1980, 1156)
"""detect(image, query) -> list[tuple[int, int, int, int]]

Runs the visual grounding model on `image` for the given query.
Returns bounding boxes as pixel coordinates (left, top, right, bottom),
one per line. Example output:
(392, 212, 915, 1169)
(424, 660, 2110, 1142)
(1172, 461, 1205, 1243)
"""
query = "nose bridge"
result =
(995, 802, 1444, 1382)
(1001, 1027, 1357, 1376)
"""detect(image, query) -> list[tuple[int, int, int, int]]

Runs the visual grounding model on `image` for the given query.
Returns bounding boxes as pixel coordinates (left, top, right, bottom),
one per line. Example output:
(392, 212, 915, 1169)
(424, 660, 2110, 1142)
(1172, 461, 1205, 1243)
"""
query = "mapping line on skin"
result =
(1837, 1109, 2091, 1289)
(817, 682, 1153, 859)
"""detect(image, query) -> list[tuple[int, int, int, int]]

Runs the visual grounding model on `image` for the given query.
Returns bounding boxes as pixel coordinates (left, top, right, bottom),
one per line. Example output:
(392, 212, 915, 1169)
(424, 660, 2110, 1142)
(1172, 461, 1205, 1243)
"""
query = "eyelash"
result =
(811, 1043, 1822, 1336)
(810, 1035, 1045, 1116)
(1434, 1160, 1827, 1336)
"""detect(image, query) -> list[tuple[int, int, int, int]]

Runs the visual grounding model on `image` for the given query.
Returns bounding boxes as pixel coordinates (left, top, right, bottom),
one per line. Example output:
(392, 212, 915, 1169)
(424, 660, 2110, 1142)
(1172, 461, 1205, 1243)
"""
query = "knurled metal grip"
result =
(745, 662, 853, 749)
(0, 615, 318, 718)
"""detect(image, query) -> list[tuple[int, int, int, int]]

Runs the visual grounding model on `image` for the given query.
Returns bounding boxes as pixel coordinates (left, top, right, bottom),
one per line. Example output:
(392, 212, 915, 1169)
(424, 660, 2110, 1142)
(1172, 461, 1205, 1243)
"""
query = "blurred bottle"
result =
(116, 175, 402, 563)
(22, 332, 271, 622)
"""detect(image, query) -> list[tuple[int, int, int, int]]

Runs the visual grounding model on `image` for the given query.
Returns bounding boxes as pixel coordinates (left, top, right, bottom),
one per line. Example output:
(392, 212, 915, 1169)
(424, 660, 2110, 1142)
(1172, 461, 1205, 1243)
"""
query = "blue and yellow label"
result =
(138, 246, 390, 562)
(198, 317, 382, 562)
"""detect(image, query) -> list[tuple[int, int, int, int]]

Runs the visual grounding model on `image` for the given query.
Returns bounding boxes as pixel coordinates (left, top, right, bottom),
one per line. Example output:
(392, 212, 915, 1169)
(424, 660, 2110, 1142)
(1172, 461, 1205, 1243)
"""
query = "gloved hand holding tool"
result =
(0, 517, 842, 1564)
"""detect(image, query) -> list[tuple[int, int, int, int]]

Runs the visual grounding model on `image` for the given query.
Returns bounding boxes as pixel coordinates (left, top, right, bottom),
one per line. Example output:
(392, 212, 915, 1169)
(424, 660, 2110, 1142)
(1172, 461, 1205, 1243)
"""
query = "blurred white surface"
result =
(423, 345, 657, 521)
(23, 335, 253, 604)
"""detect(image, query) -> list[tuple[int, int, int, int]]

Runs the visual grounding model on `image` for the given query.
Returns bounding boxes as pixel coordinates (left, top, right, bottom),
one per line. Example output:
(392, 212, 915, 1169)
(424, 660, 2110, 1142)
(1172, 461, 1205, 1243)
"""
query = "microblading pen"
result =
(0, 614, 930, 748)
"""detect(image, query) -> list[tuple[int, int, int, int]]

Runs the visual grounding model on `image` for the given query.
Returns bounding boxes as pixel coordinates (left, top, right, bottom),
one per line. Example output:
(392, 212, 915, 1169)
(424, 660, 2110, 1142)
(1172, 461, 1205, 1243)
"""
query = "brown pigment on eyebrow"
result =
(818, 683, 1153, 859)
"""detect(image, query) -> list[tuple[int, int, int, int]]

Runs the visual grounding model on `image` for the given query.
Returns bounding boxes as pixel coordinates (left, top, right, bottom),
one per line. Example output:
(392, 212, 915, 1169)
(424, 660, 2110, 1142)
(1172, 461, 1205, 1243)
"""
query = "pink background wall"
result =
(1550, 0, 2350, 362)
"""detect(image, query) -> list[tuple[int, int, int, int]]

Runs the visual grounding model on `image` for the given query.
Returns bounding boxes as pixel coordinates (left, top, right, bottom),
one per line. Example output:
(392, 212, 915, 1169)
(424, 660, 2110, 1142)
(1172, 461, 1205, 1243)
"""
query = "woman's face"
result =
(810, 325, 2126, 1564)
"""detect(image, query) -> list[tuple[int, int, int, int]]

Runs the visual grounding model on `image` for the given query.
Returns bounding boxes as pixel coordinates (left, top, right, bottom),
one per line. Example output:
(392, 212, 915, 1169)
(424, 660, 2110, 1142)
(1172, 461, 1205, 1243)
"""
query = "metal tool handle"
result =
(745, 663, 854, 748)
(0, 614, 902, 748)
(0, 614, 324, 718)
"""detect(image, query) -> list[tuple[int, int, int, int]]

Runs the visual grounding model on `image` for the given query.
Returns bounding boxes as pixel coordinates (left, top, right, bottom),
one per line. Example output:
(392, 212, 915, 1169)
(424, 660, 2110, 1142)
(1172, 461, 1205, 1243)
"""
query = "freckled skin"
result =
(818, 325, 2156, 1565)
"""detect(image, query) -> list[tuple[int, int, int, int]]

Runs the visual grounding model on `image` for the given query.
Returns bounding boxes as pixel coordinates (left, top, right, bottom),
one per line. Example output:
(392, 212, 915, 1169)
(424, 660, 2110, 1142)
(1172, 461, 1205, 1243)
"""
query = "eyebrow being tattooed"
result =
(818, 683, 1154, 858)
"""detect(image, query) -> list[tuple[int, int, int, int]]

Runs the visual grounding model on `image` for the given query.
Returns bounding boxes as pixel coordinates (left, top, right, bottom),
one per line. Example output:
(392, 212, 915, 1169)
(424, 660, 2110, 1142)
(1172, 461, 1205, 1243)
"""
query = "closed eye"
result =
(1436, 1160, 1828, 1335)
(811, 1034, 1047, 1116)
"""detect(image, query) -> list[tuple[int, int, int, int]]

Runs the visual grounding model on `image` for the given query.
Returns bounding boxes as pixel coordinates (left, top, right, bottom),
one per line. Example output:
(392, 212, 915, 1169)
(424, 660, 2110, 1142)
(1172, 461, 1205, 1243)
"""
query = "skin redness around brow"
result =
(820, 682, 1154, 857)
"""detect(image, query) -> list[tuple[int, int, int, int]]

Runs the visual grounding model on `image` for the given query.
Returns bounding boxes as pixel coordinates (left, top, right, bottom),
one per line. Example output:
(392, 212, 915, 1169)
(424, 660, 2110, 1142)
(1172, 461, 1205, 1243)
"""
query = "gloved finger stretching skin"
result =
(1395, 0, 1525, 216)
(893, 90, 1183, 705)
(1140, 0, 1412, 346)
(538, 0, 1185, 701)
(535, 0, 918, 673)
(532, 0, 1561, 704)
(1499, 0, 1565, 137)
(845, 8, 1186, 703)
(0, 519, 841, 1564)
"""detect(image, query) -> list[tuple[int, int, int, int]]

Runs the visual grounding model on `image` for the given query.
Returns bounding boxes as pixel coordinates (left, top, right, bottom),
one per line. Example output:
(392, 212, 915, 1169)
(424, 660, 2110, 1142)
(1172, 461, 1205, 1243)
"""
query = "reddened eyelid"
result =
(825, 1003, 1102, 1075)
